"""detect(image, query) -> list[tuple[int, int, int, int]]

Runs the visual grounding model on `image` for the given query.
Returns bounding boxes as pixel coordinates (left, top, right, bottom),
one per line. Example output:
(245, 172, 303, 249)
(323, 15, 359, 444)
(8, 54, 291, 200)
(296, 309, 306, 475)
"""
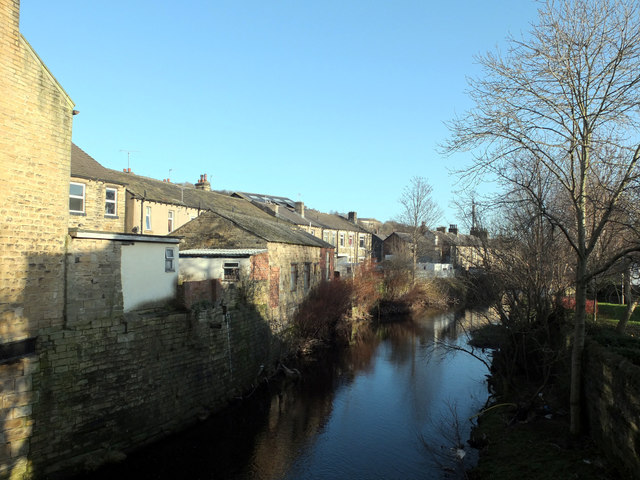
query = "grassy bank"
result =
(467, 303, 640, 479)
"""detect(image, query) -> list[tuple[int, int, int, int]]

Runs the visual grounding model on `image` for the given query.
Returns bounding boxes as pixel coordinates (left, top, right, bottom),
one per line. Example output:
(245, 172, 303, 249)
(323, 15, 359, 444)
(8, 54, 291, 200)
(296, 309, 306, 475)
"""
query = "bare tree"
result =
(444, 0, 640, 434)
(397, 176, 443, 282)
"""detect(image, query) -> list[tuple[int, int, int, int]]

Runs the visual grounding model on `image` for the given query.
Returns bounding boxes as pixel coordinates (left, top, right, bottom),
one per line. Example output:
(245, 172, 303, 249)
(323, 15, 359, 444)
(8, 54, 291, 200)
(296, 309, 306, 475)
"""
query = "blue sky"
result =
(21, 1, 539, 225)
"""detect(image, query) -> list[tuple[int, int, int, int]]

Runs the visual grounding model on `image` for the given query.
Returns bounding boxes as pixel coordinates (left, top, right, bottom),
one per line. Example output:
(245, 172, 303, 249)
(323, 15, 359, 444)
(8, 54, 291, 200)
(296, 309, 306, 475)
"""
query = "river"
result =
(79, 310, 490, 480)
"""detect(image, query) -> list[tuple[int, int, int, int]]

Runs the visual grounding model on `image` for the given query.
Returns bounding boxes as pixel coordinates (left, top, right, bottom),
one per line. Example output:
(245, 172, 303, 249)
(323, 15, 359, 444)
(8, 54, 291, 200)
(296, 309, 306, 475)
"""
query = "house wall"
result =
(0, 2, 74, 477)
(126, 197, 200, 235)
(335, 229, 371, 263)
(121, 242, 179, 311)
(66, 237, 124, 325)
(68, 177, 126, 232)
(267, 243, 327, 321)
(0, 0, 74, 342)
(179, 257, 253, 282)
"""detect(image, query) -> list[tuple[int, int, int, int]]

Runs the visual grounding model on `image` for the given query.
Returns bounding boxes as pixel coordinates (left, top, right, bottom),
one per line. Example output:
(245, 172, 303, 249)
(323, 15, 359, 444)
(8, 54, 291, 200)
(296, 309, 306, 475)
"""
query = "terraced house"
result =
(229, 193, 374, 275)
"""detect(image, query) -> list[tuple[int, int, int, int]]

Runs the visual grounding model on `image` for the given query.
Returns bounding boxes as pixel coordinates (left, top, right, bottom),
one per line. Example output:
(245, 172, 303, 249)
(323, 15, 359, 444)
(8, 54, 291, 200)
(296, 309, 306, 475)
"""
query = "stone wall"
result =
(65, 237, 124, 325)
(267, 243, 326, 322)
(583, 340, 640, 476)
(68, 178, 126, 233)
(0, 1, 75, 477)
(28, 290, 282, 478)
(0, 0, 74, 342)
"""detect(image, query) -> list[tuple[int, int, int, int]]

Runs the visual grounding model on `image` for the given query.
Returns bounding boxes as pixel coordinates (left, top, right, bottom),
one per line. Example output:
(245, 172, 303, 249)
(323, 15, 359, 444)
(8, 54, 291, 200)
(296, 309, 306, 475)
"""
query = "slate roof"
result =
(232, 191, 296, 208)
(180, 248, 267, 257)
(70, 144, 126, 185)
(304, 208, 370, 234)
(71, 144, 333, 250)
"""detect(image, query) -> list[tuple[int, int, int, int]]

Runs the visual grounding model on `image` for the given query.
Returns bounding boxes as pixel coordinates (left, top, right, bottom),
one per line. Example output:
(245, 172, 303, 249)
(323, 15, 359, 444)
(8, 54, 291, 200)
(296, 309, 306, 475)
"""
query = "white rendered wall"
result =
(179, 257, 251, 282)
(121, 242, 178, 311)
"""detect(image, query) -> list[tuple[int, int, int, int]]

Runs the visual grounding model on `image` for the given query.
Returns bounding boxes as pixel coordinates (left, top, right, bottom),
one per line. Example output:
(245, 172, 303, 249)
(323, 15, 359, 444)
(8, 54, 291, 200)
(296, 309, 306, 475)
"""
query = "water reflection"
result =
(79, 310, 489, 480)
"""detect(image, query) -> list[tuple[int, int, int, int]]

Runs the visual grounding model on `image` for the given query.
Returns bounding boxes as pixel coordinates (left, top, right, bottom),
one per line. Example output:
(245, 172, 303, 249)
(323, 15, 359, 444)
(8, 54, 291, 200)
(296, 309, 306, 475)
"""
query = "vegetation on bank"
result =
(291, 260, 479, 353)
(466, 302, 640, 480)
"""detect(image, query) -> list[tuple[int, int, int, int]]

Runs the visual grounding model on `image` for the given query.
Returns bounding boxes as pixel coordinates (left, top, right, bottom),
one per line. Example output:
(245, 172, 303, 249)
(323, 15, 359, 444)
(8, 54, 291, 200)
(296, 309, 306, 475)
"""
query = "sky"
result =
(20, 1, 540, 226)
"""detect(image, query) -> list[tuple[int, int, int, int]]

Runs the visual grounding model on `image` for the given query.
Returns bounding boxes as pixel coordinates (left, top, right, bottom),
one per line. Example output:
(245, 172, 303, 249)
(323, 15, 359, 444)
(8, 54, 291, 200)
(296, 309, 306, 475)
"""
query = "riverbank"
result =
(467, 312, 640, 479)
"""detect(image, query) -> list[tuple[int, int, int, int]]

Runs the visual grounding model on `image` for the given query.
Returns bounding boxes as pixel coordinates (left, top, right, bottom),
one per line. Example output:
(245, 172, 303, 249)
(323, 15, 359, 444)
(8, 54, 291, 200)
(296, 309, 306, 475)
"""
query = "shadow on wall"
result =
(0, 250, 65, 478)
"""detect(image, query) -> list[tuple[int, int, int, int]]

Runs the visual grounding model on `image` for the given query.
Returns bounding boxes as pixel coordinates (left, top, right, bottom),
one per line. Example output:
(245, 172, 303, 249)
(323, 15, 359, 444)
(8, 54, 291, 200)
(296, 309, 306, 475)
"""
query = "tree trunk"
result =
(570, 264, 587, 436)
(616, 264, 638, 334)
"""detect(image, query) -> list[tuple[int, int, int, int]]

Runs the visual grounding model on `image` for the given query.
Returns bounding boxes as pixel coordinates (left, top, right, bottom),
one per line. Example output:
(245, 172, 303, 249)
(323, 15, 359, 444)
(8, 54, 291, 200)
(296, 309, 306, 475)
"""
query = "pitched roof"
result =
(232, 191, 296, 208)
(173, 210, 332, 250)
(71, 144, 125, 184)
(180, 248, 267, 257)
(304, 208, 370, 234)
(71, 145, 333, 250)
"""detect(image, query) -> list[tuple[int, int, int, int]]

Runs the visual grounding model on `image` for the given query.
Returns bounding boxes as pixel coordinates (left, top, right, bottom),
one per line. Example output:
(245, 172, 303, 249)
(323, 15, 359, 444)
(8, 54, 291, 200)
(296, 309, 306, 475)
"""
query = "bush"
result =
(293, 279, 353, 343)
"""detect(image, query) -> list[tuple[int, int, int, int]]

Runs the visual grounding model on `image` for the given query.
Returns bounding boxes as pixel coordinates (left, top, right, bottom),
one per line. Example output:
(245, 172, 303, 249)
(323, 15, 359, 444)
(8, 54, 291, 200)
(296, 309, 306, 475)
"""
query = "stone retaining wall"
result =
(24, 291, 284, 478)
(583, 339, 640, 476)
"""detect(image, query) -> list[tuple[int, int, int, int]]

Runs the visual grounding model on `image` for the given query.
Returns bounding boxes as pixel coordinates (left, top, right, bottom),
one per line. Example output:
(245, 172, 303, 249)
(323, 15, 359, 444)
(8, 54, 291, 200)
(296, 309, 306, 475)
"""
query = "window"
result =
(326, 252, 331, 280)
(304, 263, 311, 291)
(340, 233, 345, 247)
(349, 234, 353, 246)
(224, 262, 240, 281)
(323, 231, 329, 242)
(165, 248, 175, 272)
(105, 188, 117, 216)
(145, 206, 152, 230)
(359, 235, 365, 248)
(69, 182, 85, 213)
(290, 263, 298, 291)
(310, 229, 315, 236)
(168, 210, 174, 233)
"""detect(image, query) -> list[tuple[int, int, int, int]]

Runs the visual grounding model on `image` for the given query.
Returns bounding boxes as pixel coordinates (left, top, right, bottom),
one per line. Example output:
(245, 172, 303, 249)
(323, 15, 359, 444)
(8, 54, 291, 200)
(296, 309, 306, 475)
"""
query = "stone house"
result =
(432, 225, 485, 270)
(303, 209, 373, 270)
(173, 210, 335, 323)
(230, 193, 374, 270)
(69, 144, 127, 232)
(231, 192, 325, 239)
(0, 0, 76, 476)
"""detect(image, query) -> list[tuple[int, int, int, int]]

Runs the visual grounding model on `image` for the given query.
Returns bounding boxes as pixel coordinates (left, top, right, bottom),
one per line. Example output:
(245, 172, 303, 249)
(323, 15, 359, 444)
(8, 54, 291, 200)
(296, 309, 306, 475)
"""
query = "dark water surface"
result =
(79, 311, 489, 480)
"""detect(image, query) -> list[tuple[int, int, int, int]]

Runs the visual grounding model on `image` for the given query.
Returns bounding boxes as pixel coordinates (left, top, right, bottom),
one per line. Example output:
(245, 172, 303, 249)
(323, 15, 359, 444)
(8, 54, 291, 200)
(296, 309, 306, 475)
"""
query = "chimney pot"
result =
(195, 173, 211, 191)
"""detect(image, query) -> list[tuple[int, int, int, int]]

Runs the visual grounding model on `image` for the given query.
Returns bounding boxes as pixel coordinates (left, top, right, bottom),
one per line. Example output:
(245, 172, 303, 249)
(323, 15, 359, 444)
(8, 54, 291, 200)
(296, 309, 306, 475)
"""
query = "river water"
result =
(81, 310, 489, 480)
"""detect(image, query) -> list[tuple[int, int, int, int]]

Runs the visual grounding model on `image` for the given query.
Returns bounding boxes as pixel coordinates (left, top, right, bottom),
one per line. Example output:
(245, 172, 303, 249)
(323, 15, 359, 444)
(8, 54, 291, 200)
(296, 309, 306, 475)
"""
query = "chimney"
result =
(195, 173, 211, 191)
(348, 211, 357, 223)
(449, 224, 458, 235)
(274, 205, 279, 215)
(436, 226, 446, 233)
(295, 201, 305, 217)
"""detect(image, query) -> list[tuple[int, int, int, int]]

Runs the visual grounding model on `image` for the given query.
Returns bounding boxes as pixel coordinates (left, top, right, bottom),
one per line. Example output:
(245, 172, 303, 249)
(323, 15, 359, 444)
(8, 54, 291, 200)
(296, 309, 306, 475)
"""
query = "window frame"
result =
(339, 233, 345, 247)
(168, 210, 175, 233)
(223, 261, 240, 281)
(304, 262, 311, 291)
(145, 206, 152, 231)
(105, 187, 117, 216)
(69, 182, 86, 214)
(290, 263, 298, 292)
(359, 234, 365, 248)
(165, 248, 175, 272)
